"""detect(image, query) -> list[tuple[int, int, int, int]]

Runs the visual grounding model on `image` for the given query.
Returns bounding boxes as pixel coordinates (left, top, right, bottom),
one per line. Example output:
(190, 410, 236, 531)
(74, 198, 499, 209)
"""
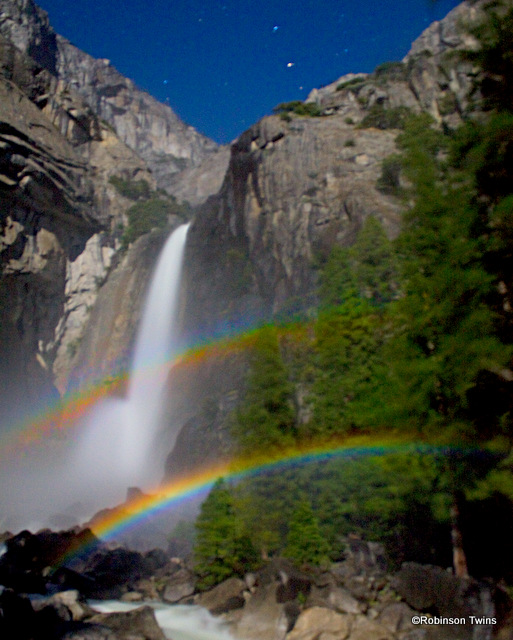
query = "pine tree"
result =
(193, 478, 259, 589)
(284, 497, 330, 567)
(232, 326, 296, 455)
(350, 215, 398, 305)
(310, 218, 394, 436)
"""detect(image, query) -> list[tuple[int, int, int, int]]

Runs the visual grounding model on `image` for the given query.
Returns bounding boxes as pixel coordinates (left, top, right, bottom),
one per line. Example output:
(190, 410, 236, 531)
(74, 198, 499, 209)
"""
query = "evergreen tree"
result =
(350, 216, 398, 305)
(284, 497, 330, 567)
(310, 218, 394, 436)
(193, 478, 259, 589)
(382, 112, 511, 441)
(232, 326, 296, 455)
(311, 300, 384, 435)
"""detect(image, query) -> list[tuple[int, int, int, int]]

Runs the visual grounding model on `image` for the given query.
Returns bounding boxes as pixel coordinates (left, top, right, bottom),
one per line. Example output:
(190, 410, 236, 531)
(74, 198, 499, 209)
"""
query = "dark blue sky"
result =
(38, 0, 461, 144)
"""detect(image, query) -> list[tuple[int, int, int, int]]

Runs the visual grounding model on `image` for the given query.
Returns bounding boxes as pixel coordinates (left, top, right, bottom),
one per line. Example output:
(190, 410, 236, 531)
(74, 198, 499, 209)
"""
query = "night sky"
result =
(38, 0, 461, 144)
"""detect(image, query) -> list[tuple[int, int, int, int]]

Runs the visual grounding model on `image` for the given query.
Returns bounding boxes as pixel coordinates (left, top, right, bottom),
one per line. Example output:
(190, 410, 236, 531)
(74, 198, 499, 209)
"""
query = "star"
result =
(273, 25, 279, 32)
(287, 62, 295, 68)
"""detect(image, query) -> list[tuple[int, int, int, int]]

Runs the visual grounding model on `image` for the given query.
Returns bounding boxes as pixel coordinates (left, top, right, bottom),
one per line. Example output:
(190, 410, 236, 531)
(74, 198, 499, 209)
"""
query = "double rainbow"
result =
(88, 433, 416, 542)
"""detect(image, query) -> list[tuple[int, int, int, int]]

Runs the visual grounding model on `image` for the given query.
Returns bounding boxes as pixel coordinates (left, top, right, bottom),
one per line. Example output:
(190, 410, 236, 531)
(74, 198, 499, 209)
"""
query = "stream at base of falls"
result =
(90, 600, 238, 640)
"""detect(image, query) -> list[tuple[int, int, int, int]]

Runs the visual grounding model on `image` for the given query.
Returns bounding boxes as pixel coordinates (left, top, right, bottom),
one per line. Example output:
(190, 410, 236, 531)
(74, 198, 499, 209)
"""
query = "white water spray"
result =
(72, 224, 190, 499)
(0, 224, 189, 528)
(91, 601, 238, 640)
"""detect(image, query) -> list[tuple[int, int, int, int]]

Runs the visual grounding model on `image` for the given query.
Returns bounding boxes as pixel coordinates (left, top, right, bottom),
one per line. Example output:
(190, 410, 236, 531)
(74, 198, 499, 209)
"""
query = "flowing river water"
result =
(90, 600, 238, 640)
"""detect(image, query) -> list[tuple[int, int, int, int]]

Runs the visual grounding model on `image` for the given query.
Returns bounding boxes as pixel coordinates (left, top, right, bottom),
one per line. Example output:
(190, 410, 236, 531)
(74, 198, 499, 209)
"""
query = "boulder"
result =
(120, 591, 144, 603)
(345, 538, 387, 575)
(89, 605, 166, 640)
(276, 570, 313, 603)
(0, 588, 36, 639)
(377, 602, 416, 633)
(31, 589, 93, 621)
(197, 577, 246, 615)
(348, 617, 394, 640)
(161, 568, 196, 603)
(328, 587, 365, 614)
(227, 582, 289, 640)
(393, 563, 496, 616)
(83, 548, 153, 598)
(133, 579, 160, 601)
(286, 606, 352, 640)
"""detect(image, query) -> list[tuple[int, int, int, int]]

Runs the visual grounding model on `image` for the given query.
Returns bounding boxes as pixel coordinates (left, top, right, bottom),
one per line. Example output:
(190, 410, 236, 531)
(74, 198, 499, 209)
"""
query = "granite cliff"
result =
(0, 0, 225, 420)
(182, 0, 481, 335)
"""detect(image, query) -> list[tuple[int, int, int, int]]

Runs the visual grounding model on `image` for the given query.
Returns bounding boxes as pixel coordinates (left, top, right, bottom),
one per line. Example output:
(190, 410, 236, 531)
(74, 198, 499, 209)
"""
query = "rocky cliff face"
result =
(184, 0, 484, 334)
(0, 0, 226, 194)
(54, 38, 222, 192)
(0, 0, 224, 421)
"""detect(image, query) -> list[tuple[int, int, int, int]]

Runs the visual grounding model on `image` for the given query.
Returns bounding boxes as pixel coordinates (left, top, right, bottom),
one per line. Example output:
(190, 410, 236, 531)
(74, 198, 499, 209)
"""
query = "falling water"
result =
(72, 223, 191, 500)
(0, 224, 191, 529)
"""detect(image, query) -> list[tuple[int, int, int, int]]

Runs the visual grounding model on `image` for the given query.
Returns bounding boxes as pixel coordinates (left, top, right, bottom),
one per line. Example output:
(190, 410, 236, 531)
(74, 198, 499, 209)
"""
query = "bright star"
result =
(273, 25, 279, 31)
(287, 62, 295, 68)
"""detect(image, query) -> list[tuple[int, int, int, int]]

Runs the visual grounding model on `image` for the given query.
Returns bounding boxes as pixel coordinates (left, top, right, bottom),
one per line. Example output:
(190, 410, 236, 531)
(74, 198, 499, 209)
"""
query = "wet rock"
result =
(286, 606, 352, 640)
(348, 616, 394, 640)
(120, 591, 144, 603)
(50, 566, 97, 594)
(161, 568, 196, 604)
(31, 589, 93, 621)
(197, 577, 246, 615)
(83, 548, 153, 599)
(133, 579, 159, 601)
(89, 605, 166, 640)
(328, 587, 365, 614)
(226, 582, 289, 640)
(0, 528, 100, 595)
(0, 588, 36, 639)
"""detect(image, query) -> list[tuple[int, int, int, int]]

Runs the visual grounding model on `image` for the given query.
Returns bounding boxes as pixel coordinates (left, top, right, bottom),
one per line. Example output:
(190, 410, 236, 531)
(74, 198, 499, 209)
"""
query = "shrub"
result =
(122, 198, 172, 247)
(336, 77, 365, 91)
(438, 92, 458, 116)
(108, 175, 151, 200)
(376, 155, 403, 195)
(273, 101, 322, 118)
(344, 139, 355, 147)
(374, 61, 407, 81)
(358, 104, 412, 130)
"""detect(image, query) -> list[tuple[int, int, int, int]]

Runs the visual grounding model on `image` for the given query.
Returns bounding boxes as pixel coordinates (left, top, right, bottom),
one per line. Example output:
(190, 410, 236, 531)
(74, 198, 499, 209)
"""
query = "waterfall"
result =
(1, 224, 190, 529)
(122, 222, 190, 479)
(70, 223, 191, 505)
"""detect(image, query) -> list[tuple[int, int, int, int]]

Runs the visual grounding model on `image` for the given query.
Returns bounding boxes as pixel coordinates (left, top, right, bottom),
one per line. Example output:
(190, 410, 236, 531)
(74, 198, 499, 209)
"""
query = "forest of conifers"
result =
(191, 1, 513, 590)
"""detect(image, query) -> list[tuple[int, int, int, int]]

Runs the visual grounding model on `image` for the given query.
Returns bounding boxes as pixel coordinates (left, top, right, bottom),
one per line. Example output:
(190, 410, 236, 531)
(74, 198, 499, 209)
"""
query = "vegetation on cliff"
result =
(193, 1, 513, 587)
(110, 175, 191, 247)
